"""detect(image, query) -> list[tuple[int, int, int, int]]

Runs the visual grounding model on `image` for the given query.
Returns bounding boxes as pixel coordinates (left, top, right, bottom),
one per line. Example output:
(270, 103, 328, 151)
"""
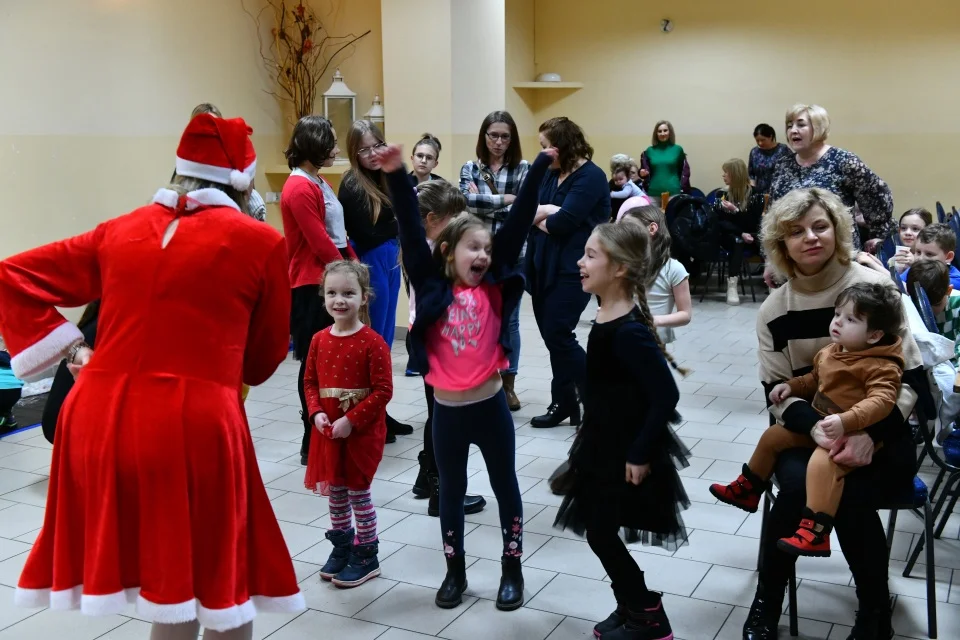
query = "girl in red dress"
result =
(303, 261, 393, 588)
(0, 114, 304, 638)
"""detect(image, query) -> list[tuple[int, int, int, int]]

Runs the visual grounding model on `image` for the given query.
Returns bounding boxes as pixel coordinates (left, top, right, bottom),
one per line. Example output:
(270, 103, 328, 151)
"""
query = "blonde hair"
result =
(322, 260, 374, 326)
(619, 205, 672, 287)
(761, 187, 853, 278)
(432, 213, 489, 281)
(785, 104, 831, 145)
(722, 158, 753, 210)
(592, 224, 687, 375)
(344, 120, 390, 223)
(169, 175, 249, 214)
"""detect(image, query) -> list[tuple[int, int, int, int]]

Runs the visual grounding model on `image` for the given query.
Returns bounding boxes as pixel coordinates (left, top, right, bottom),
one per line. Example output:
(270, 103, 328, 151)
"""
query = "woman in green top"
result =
(639, 120, 691, 197)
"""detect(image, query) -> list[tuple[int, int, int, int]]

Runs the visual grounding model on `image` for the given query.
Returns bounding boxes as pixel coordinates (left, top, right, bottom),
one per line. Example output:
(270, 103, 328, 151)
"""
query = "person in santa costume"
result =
(0, 113, 305, 639)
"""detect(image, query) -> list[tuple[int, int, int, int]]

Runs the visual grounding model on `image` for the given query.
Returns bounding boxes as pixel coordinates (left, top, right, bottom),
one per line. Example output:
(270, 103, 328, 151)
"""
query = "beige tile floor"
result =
(0, 291, 958, 639)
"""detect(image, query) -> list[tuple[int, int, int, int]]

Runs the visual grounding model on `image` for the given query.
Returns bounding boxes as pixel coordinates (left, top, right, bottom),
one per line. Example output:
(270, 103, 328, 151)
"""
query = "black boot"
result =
(435, 555, 467, 609)
(530, 401, 581, 429)
(412, 451, 431, 499)
(594, 584, 627, 637)
(846, 605, 894, 639)
(387, 413, 413, 436)
(427, 475, 487, 517)
(496, 555, 524, 611)
(742, 580, 785, 640)
(602, 592, 672, 640)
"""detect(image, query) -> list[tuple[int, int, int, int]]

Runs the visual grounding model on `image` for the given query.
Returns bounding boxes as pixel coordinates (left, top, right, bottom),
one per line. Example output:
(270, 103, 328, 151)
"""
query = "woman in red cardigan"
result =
(281, 115, 356, 465)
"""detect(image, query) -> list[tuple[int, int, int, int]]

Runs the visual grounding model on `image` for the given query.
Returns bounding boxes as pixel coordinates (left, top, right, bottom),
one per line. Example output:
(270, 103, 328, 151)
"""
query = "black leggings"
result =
(587, 523, 648, 604)
(0, 388, 21, 418)
(433, 391, 522, 557)
(422, 383, 437, 472)
(761, 445, 911, 607)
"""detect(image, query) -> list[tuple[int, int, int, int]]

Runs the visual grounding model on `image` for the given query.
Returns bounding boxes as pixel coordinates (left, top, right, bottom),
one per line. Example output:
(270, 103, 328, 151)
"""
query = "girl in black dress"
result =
(551, 222, 690, 640)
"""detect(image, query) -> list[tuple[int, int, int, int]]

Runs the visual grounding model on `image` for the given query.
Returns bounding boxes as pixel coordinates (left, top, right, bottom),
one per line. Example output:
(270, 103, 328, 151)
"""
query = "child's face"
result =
(451, 227, 492, 287)
(913, 240, 955, 265)
(411, 144, 438, 177)
(898, 214, 926, 247)
(829, 301, 882, 351)
(613, 171, 628, 187)
(577, 232, 623, 295)
(324, 272, 366, 322)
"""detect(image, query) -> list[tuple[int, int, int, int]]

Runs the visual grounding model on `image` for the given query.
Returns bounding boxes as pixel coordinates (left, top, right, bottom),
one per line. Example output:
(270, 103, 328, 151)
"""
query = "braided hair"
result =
(592, 223, 689, 376)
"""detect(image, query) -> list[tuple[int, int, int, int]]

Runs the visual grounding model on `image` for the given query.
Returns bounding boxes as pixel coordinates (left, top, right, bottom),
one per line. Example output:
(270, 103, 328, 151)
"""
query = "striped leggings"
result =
(328, 486, 378, 544)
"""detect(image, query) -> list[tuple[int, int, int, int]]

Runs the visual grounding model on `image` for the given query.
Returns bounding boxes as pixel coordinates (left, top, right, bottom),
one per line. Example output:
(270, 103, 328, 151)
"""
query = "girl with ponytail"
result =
(550, 221, 690, 640)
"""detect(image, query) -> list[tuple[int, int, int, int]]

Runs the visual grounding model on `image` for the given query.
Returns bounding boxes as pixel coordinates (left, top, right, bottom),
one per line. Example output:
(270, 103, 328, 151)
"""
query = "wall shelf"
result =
(512, 81, 583, 90)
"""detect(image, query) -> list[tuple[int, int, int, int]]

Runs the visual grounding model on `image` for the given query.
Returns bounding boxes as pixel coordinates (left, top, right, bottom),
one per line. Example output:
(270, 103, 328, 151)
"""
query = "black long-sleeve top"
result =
(339, 170, 399, 255)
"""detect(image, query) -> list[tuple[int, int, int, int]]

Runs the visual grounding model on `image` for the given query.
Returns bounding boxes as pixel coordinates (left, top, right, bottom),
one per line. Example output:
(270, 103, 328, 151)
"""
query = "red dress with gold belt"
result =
(303, 326, 392, 494)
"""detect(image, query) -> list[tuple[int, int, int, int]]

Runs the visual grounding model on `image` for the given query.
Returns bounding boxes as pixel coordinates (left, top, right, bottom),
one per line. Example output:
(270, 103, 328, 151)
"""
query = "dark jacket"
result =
(386, 152, 552, 379)
(713, 191, 765, 239)
(526, 161, 610, 294)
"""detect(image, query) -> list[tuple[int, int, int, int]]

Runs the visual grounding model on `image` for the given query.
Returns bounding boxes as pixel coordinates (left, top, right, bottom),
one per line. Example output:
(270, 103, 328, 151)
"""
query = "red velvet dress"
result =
(0, 188, 304, 631)
(303, 326, 392, 494)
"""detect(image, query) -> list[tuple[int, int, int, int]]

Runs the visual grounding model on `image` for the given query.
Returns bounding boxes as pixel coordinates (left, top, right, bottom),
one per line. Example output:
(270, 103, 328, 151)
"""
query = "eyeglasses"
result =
(414, 152, 437, 163)
(486, 132, 511, 143)
(357, 142, 386, 158)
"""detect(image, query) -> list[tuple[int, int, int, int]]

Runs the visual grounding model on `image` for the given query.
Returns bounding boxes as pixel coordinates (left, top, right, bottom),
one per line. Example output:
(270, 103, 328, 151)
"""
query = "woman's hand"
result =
(721, 200, 738, 212)
(854, 251, 887, 274)
(330, 416, 353, 439)
(625, 462, 651, 485)
(534, 204, 560, 225)
(639, 169, 650, 178)
(741, 233, 755, 244)
(768, 383, 792, 405)
(829, 431, 874, 467)
(863, 238, 881, 253)
(503, 194, 517, 205)
(468, 182, 480, 194)
(540, 147, 559, 163)
(373, 144, 404, 172)
(763, 265, 782, 289)
(66, 346, 93, 379)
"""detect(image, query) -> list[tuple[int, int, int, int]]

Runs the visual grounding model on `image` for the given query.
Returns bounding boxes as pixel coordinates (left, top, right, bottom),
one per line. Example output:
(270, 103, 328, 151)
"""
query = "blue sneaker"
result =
(332, 542, 380, 588)
(319, 528, 354, 580)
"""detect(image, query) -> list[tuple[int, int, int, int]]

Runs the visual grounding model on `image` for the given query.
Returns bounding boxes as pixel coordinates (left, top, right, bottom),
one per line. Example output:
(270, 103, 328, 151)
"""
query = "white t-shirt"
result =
(647, 258, 689, 344)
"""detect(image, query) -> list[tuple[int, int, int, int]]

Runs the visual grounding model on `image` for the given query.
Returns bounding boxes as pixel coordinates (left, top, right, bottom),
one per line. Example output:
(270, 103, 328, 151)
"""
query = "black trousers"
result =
(760, 444, 911, 608)
(586, 518, 648, 604)
(720, 235, 745, 276)
(291, 285, 334, 456)
(531, 276, 591, 405)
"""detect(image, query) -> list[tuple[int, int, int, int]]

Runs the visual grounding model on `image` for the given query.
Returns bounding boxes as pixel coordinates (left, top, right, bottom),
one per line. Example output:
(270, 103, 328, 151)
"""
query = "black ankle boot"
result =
(427, 475, 487, 517)
(593, 584, 626, 637)
(742, 580, 785, 640)
(386, 414, 413, 436)
(530, 401, 581, 429)
(435, 555, 468, 609)
(846, 605, 894, 639)
(603, 592, 672, 640)
(496, 555, 524, 611)
(412, 452, 431, 499)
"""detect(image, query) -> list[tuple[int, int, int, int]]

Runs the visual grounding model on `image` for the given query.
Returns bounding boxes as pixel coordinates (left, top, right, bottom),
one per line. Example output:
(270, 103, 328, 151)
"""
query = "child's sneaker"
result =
(332, 542, 380, 588)
(0, 415, 17, 433)
(594, 605, 626, 637)
(602, 592, 673, 640)
(777, 508, 833, 557)
(319, 528, 354, 580)
(708, 463, 768, 513)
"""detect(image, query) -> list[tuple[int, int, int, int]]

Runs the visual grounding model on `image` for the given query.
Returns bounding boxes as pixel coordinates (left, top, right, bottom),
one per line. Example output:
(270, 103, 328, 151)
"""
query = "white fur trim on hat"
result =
(175, 157, 256, 191)
(152, 188, 241, 212)
(229, 169, 252, 191)
(10, 322, 84, 382)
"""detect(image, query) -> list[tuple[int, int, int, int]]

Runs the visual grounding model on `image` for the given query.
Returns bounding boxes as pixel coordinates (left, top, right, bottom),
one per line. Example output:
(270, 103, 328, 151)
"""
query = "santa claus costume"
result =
(0, 114, 305, 631)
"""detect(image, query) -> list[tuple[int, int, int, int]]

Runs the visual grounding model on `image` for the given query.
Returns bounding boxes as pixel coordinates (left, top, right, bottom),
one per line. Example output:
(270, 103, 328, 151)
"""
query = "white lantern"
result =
(364, 94, 385, 138)
(323, 68, 356, 164)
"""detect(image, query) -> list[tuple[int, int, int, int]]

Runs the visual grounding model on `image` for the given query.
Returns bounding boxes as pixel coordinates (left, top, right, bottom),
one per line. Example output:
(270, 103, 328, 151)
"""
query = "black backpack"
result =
(665, 194, 722, 264)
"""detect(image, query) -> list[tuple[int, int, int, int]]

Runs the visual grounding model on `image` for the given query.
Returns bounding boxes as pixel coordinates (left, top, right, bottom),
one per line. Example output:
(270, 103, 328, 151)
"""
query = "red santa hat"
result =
(174, 114, 257, 191)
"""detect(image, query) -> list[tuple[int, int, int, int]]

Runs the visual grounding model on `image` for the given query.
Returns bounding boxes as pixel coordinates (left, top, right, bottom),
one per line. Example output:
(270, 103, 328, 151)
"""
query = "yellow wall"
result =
(530, 0, 960, 209)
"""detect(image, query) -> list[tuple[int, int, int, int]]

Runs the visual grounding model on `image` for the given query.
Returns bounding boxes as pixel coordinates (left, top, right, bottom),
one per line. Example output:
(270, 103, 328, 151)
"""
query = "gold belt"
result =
(318, 387, 370, 411)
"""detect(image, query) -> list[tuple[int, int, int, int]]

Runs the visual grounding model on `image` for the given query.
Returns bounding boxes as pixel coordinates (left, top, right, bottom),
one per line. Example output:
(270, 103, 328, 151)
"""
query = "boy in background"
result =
(901, 224, 960, 290)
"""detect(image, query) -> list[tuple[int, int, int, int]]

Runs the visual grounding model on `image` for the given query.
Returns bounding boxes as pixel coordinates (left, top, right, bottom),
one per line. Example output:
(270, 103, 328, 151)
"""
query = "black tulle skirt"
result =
(551, 412, 691, 551)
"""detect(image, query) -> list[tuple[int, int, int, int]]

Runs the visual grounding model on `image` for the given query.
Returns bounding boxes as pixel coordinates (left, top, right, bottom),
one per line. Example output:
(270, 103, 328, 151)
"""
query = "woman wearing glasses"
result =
(459, 111, 529, 411)
(340, 119, 412, 441)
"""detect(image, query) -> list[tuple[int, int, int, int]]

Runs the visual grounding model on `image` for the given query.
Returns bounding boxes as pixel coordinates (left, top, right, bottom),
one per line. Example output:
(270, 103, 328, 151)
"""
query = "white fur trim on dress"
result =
(14, 585, 305, 632)
(152, 188, 241, 212)
(175, 157, 256, 192)
(10, 322, 83, 382)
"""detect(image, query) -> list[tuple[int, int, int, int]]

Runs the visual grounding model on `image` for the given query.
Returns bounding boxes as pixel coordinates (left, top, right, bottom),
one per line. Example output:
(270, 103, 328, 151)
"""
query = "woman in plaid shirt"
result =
(459, 111, 529, 411)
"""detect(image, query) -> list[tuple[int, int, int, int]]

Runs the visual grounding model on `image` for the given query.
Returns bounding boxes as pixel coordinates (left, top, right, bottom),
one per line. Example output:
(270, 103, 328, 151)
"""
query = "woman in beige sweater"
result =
(742, 187, 930, 640)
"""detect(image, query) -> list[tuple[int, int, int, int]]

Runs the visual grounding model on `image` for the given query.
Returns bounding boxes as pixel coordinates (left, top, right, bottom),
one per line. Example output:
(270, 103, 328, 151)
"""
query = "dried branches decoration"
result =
(242, 0, 371, 121)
